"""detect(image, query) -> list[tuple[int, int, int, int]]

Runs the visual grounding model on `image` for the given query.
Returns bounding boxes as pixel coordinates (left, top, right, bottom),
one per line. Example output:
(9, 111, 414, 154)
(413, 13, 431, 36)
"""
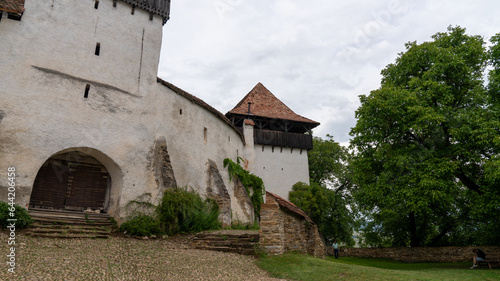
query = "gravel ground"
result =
(0, 231, 284, 281)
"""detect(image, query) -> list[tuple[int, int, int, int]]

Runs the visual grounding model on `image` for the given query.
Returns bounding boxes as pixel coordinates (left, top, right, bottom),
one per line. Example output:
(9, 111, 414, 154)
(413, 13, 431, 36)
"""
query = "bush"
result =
(0, 201, 33, 229)
(157, 187, 221, 235)
(119, 215, 164, 236)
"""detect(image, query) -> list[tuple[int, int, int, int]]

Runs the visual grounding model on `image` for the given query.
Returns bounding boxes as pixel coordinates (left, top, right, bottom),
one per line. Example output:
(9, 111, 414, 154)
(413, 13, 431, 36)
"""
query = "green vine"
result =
(223, 157, 265, 217)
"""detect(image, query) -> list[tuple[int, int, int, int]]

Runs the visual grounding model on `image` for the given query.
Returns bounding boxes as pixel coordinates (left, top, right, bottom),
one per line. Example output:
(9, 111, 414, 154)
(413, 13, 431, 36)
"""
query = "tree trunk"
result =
(409, 211, 422, 247)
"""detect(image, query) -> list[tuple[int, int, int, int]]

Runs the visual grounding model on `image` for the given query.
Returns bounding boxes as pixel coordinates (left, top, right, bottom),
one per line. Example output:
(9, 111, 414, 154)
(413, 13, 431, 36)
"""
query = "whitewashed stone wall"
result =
(0, 0, 245, 222)
(252, 145, 310, 201)
(0, 0, 313, 224)
(242, 123, 310, 201)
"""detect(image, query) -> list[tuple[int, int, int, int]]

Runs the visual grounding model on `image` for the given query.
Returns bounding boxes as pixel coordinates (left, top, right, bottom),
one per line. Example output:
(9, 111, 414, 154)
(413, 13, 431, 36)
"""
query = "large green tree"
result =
(350, 26, 500, 247)
(290, 135, 355, 245)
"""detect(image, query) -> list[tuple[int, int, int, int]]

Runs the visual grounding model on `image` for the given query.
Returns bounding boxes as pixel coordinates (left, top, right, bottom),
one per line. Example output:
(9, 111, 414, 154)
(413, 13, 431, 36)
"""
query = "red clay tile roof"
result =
(0, 0, 25, 13)
(266, 191, 313, 223)
(228, 83, 319, 125)
(157, 78, 245, 144)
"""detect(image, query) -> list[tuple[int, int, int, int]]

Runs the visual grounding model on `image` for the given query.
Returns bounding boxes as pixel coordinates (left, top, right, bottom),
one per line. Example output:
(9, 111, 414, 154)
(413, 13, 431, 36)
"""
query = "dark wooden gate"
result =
(30, 154, 109, 211)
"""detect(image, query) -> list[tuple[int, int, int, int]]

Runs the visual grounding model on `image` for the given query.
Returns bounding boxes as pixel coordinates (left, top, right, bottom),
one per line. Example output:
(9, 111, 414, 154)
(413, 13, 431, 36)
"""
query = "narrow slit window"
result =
(95, 43, 100, 56)
(84, 84, 90, 98)
(179, 109, 182, 115)
(204, 127, 208, 144)
(94, 0, 99, 9)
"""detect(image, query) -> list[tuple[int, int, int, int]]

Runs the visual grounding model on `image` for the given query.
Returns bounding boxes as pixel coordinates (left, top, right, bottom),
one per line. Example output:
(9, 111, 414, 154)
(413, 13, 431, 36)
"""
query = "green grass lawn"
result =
(257, 253, 500, 281)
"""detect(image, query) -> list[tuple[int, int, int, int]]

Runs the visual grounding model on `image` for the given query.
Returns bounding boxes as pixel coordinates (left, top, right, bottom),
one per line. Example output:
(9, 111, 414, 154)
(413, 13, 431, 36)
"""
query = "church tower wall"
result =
(0, 0, 249, 223)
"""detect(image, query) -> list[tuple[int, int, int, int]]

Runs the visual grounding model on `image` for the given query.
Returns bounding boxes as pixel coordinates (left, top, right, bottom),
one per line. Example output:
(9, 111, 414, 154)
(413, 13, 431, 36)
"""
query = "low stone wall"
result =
(339, 246, 500, 263)
(259, 192, 325, 257)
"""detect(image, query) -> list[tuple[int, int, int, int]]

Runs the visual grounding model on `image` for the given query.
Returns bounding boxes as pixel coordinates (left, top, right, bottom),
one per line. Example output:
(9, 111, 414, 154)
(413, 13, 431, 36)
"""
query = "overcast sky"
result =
(157, 0, 500, 146)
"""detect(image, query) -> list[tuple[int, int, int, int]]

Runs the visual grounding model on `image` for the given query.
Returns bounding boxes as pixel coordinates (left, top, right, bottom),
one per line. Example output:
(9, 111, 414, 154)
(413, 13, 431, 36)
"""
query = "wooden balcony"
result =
(253, 129, 313, 150)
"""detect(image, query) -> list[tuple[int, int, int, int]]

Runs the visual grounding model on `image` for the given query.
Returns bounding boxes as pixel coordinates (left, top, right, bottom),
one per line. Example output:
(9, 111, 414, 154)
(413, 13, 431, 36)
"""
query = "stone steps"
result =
(26, 208, 114, 238)
(190, 231, 260, 255)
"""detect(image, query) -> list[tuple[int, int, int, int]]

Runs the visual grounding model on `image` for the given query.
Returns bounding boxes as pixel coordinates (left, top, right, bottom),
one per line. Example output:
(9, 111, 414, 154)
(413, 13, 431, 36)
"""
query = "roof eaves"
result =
(266, 191, 313, 223)
(157, 78, 245, 144)
(120, 0, 170, 24)
(0, 0, 25, 14)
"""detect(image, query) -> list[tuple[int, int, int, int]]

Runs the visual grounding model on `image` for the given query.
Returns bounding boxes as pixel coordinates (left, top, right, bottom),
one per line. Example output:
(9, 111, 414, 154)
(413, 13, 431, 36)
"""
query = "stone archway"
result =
(30, 151, 112, 212)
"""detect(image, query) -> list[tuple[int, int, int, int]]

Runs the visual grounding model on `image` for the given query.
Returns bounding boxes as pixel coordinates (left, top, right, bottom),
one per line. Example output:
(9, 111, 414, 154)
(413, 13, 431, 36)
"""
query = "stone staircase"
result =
(26, 208, 114, 238)
(190, 230, 260, 255)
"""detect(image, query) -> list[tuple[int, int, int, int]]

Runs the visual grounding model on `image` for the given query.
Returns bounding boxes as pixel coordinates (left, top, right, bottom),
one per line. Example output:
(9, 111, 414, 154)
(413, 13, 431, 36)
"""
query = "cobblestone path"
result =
(0, 232, 283, 280)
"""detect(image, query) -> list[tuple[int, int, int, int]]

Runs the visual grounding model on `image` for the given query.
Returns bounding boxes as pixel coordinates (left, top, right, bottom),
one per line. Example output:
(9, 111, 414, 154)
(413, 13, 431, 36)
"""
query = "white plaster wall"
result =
(0, 0, 247, 222)
(252, 145, 310, 201)
(0, 0, 164, 217)
(149, 84, 247, 221)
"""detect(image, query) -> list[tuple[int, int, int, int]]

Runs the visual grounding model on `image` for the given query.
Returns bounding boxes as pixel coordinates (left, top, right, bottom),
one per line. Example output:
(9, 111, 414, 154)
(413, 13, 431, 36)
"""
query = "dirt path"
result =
(0, 232, 284, 280)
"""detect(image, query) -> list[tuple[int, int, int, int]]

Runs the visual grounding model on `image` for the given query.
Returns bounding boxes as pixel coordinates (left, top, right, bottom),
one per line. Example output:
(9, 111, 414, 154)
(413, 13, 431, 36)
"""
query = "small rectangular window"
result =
(204, 127, 208, 144)
(95, 43, 100, 56)
(84, 84, 90, 98)
(94, 0, 99, 9)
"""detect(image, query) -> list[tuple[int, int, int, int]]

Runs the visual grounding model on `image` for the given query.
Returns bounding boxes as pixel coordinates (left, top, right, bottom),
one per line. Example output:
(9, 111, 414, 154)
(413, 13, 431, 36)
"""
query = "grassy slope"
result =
(257, 253, 500, 281)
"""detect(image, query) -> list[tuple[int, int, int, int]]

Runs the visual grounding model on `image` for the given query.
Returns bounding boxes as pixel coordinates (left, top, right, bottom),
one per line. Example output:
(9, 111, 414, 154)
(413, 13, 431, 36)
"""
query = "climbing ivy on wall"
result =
(223, 157, 265, 217)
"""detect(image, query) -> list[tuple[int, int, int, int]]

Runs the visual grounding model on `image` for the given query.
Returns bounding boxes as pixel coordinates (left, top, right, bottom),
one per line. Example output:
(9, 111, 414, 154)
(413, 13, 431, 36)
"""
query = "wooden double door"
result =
(30, 153, 109, 211)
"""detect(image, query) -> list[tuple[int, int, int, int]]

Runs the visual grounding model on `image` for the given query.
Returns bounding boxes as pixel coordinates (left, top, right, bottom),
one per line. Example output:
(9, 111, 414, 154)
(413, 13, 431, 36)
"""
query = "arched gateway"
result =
(30, 151, 111, 212)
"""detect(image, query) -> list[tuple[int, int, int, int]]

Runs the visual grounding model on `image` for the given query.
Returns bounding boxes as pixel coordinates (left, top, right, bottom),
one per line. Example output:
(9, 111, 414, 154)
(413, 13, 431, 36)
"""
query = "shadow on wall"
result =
(29, 147, 123, 218)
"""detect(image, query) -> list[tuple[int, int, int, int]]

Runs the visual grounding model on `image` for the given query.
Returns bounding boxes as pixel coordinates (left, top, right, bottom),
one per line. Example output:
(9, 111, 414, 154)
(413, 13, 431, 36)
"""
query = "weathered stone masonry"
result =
(260, 192, 326, 257)
(341, 246, 500, 263)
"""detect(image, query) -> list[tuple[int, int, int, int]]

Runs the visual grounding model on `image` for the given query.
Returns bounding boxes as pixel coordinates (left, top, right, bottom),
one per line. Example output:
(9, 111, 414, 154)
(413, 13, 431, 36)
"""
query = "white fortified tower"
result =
(0, 0, 318, 225)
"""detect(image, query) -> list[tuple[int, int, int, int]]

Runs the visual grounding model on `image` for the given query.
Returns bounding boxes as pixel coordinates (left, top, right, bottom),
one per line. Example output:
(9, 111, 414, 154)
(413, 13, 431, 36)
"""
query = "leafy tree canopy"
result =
(309, 135, 351, 190)
(350, 26, 500, 247)
(290, 136, 355, 245)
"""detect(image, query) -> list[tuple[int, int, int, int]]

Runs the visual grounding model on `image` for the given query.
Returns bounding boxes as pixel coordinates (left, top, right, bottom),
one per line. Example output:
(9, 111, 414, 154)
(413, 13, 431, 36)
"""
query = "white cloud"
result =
(158, 0, 500, 144)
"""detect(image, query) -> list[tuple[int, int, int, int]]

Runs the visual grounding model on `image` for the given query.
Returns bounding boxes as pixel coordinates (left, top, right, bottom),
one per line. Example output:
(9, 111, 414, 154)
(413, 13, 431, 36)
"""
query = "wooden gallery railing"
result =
(253, 129, 313, 150)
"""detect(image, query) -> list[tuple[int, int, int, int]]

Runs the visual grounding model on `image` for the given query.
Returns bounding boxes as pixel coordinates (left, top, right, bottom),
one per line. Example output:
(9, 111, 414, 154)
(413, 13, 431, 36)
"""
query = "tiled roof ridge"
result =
(228, 82, 319, 125)
(266, 191, 313, 223)
(157, 78, 245, 144)
(0, 0, 25, 13)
